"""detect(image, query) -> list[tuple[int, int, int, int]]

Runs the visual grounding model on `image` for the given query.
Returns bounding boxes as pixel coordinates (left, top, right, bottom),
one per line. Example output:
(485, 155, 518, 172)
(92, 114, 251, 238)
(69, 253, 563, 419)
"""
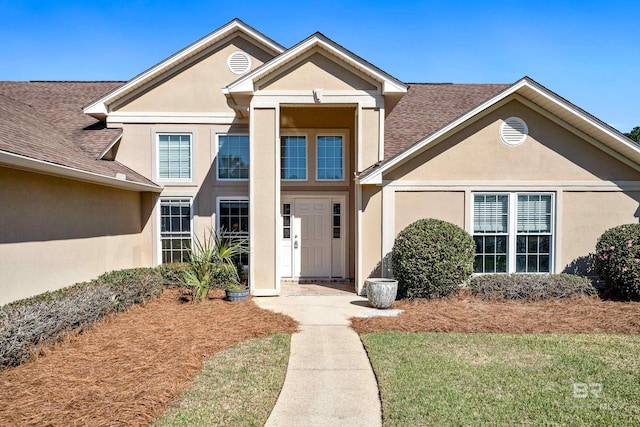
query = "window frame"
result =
(471, 192, 555, 274)
(156, 133, 193, 182)
(216, 133, 250, 181)
(215, 196, 250, 266)
(315, 134, 345, 182)
(280, 134, 308, 182)
(158, 197, 193, 264)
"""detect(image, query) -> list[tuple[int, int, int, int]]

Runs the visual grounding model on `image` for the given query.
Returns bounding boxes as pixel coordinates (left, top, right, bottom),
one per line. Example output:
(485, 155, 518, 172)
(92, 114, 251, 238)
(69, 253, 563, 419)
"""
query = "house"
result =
(2, 19, 639, 305)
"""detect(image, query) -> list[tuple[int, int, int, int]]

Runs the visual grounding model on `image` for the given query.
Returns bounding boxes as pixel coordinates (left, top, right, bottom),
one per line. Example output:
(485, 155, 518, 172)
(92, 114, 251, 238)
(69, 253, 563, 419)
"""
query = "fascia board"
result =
(0, 150, 162, 192)
(84, 20, 285, 115)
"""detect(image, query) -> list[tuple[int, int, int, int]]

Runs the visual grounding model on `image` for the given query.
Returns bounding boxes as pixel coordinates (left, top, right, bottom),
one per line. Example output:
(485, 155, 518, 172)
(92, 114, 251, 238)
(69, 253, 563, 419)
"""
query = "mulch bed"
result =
(351, 293, 640, 334)
(0, 289, 297, 427)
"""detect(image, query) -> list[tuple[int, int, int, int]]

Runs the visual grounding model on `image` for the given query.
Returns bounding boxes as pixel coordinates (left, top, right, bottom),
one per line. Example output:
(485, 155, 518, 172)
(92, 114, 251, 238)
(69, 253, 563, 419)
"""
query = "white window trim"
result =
(215, 196, 250, 266)
(156, 133, 193, 183)
(280, 133, 309, 182)
(316, 133, 346, 182)
(215, 133, 250, 182)
(157, 197, 193, 264)
(471, 191, 555, 274)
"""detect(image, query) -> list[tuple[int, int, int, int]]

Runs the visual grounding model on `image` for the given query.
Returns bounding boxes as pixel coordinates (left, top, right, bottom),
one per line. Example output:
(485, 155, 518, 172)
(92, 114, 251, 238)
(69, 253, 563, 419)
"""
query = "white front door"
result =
(281, 197, 342, 278)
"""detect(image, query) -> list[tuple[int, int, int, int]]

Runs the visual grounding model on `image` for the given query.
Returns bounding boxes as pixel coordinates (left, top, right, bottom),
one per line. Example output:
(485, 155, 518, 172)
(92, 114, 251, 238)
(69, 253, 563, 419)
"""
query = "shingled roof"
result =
(384, 83, 511, 160)
(0, 81, 158, 189)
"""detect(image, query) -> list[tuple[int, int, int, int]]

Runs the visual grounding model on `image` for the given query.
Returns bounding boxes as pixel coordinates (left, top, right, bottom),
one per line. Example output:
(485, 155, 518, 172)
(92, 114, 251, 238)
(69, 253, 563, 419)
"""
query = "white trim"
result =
(225, 34, 407, 95)
(155, 132, 194, 184)
(248, 104, 256, 292)
(157, 196, 194, 265)
(280, 133, 309, 182)
(84, 19, 285, 118)
(107, 112, 240, 125)
(250, 92, 382, 108)
(360, 77, 640, 184)
(215, 133, 250, 182)
(315, 133, 347, 182)
(356, 183, 363, 294)
(274, 106, 282, 295)
(0, 150, 161, 192)
(382, 180, 640, 191)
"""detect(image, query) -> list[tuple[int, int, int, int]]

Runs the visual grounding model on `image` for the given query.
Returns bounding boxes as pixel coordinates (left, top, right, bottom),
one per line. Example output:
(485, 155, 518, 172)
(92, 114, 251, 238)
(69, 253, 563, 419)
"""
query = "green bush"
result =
(391, 218, 475, 299)
(0, 267, 165, 370)
(468, 274, 597, 301)
(158, 263, 189, 288)
(594, 224, 640, 300)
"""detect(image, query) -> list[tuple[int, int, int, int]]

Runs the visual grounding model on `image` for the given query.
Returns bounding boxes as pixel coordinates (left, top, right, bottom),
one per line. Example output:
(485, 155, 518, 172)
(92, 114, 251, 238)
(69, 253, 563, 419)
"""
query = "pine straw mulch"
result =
(0, 289, 297, 427)
(351, 292, 640, 334)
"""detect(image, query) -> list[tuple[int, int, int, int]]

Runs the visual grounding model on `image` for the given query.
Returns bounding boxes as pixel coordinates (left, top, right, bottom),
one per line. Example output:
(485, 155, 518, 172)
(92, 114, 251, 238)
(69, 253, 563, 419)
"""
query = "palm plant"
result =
(210, 228, 248, 291)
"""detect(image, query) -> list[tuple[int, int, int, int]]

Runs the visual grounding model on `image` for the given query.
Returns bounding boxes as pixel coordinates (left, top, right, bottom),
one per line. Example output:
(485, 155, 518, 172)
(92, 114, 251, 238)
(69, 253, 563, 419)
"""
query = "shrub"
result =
(391, 218, 475, 299)
(468, 274, 597, 301)
(0, 268, 165, 370)
(158, 263, 189, 288)
(594, 224, 640, 299)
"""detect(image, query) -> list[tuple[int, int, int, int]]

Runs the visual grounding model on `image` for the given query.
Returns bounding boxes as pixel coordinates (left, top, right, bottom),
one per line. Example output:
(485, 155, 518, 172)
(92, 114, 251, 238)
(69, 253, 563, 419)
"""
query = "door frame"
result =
(280, 192, 348, 279)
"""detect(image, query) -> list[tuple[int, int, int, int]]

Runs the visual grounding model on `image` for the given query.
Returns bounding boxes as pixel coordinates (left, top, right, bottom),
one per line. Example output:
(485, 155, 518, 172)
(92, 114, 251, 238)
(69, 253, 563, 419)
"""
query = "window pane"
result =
(218, 135, 249, 179)
(517, 194, 551, 233)
(516, 255, 526, 272)
(317, 136, 343, 180)
(218, 200, 249, 265)
(158, 134, 191, 180)
(281, 136, 307, 180)
(473, 194, 508, 233)
(160, 199, 191, 264)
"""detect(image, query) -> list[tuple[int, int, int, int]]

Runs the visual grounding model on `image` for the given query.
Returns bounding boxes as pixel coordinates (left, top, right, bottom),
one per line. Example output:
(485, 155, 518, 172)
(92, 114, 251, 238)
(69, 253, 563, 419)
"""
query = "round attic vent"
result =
(227, 51, 251, 75)
(500, 117, 528, 146)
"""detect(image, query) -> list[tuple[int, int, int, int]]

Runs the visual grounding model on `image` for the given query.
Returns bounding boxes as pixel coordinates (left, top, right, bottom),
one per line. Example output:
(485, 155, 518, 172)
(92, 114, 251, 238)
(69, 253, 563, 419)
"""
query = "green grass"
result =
(361, 333, 640, 426)
(152, 333, 291, 427)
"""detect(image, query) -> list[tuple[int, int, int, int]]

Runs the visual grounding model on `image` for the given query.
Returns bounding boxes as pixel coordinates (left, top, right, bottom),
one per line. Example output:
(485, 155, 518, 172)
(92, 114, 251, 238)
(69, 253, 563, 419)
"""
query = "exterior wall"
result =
(361, 107, 381, 167)
(561, 191, 640, 272)
(113, 35, 274, 113)
(360, 185, 382, 293)
(0, 167, 153, 305)
(251, 108, 278, 292)
(394, 191, 465, 233)
(387, 100, 640, 182)
(257, 51, 377, 91)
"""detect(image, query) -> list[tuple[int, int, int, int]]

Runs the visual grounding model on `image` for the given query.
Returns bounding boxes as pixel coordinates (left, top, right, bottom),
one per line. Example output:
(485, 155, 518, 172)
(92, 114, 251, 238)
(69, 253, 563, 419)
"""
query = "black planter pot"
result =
(225, 288, 249, 302)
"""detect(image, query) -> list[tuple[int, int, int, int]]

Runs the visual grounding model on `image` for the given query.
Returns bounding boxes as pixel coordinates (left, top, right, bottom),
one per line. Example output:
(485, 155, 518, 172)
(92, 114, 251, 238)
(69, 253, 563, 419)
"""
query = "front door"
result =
(281, 197, 343, 278)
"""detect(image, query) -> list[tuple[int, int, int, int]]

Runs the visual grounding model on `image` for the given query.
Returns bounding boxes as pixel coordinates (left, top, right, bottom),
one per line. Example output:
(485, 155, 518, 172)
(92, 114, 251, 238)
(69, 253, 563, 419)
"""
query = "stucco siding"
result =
(257, 51, 377, 92)
(114, 36, 274, 113)
(394, 191, 465, 233)
(386, 100, 640, 182)
(560, 191, 640, 272)
(361, 185, 382, 292)
(0, 167, 151, 305)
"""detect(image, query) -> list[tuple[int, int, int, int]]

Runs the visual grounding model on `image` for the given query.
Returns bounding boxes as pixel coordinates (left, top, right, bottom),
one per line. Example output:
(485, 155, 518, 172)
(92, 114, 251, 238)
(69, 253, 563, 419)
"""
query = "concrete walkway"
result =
(255, 289, 402, 427)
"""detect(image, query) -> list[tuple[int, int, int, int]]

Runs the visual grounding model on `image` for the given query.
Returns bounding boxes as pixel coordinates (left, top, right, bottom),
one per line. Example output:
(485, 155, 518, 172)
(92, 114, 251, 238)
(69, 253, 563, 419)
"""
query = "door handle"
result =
(294, 240, 298, 249)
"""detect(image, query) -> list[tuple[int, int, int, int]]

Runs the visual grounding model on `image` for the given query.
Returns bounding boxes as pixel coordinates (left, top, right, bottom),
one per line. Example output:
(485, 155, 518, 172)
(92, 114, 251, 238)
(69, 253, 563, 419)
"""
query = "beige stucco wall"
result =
(257, 50, 377, 91)
(360, 185, 382, 292)
(0, 167, 153, 305)
(251, 108, 278, 291)
(114, 35, 274, 113)
(387, 100, 640, 182)
(560, 191, 640, 272)
(361, 108, 381, 168)
(394, 191, 465, 233)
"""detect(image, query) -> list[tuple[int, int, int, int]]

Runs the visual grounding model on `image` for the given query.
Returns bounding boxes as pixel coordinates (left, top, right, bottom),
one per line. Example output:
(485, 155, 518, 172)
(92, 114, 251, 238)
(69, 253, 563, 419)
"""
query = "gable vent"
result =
(500, 117, 528, 146)
(227, 51, 251, 75)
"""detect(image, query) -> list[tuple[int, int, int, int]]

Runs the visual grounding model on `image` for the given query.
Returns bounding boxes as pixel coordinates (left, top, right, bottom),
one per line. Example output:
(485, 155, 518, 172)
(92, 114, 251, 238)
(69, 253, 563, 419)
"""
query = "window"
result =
(473, 193, 554, 274)
(160, 199, 191, 263)
(217, 135, 249, 180)
(218, 199, 249, 265)
(333, 203, 341, 238)
(281, 136, 307, 180)
(316, 136, 343, 180)
(282, 203, 291, 239)
(158, 134, 191, 180)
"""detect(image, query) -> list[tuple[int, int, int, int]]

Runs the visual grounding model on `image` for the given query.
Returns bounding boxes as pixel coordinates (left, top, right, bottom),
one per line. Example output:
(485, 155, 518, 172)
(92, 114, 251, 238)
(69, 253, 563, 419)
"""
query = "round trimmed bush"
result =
(594, 224, 640, 300)
(391, 218, 475, 299)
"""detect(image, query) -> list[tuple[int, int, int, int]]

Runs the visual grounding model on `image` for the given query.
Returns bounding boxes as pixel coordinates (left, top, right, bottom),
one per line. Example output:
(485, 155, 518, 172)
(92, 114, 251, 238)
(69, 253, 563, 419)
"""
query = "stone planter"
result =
(365, 278, 398, 309)
(225, 288, 249, 302)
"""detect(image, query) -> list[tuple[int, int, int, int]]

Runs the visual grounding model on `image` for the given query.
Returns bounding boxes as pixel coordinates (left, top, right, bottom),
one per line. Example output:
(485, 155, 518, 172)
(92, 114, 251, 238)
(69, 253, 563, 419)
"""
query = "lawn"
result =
(362, 332, 640, 426)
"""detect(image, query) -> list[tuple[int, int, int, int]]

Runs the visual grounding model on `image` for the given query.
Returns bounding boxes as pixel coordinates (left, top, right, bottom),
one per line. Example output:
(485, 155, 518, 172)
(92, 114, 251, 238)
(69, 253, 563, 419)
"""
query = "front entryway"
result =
(281, 196, 345, 278)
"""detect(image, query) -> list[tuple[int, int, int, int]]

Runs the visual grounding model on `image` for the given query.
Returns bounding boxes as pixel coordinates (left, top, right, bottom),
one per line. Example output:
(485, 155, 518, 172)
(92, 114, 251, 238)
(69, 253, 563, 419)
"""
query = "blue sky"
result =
(1, 0, 637, 132)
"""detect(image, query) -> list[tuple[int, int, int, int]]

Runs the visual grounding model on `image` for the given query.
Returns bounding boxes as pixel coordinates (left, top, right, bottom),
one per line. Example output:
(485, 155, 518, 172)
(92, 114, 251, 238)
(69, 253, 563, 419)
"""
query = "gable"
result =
(112, 35, 276, 114)
(256, 51, 378, 92)
(385, 99, 640, 182)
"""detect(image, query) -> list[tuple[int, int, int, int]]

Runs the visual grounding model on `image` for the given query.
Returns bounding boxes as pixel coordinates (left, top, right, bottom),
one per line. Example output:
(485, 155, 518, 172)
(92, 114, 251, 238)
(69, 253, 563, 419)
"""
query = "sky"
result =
(0, 0, 638, 132)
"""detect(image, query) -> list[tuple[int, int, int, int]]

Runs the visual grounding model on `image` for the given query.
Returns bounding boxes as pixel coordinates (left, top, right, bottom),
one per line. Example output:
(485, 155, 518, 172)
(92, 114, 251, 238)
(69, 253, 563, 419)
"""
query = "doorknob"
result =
(294, 240, 298, 249)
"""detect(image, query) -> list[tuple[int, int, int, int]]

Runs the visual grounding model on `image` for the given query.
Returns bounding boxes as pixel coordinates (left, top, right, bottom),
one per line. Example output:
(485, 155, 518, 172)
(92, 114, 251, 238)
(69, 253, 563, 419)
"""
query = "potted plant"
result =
(365, 278, 398, 309)
(210, 228, 249, 302)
